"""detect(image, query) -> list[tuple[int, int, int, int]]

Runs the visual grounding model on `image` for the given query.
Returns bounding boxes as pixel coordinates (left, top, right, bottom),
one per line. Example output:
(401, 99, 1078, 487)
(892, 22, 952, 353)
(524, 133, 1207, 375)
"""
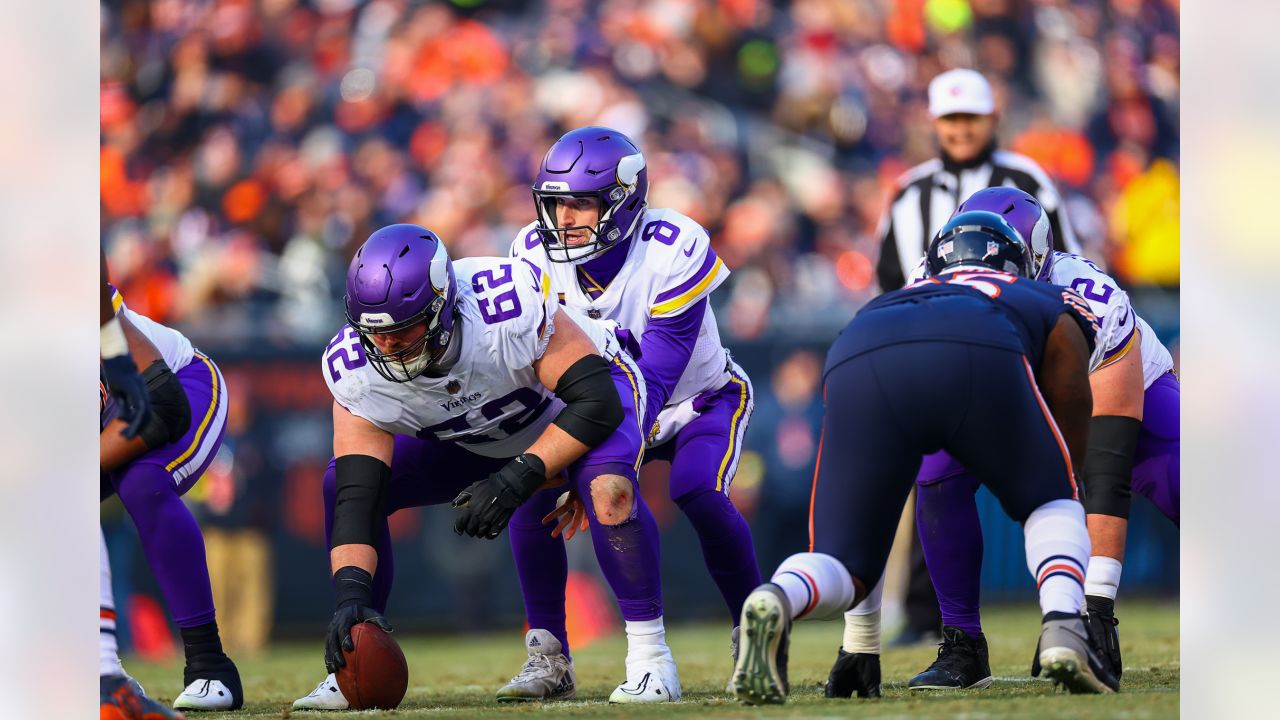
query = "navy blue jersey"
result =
(829, 270, 1098, 376)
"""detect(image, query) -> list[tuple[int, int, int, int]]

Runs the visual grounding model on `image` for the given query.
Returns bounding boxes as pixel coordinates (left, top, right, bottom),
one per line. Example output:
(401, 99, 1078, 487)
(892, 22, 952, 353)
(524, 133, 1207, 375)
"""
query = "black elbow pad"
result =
(1081, 415, 1142, 518)
(138, 360, 192, 450)
(330, 455, 391, 549)
(552, 354, 624, 447)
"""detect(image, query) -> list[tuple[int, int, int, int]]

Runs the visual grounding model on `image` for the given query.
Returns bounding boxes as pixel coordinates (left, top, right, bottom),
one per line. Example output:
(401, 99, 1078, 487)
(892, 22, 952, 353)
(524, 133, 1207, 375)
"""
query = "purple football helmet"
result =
(345, 224, 458, 382)
(956, 186, 1056, 280)
(532, 126, 649, 264)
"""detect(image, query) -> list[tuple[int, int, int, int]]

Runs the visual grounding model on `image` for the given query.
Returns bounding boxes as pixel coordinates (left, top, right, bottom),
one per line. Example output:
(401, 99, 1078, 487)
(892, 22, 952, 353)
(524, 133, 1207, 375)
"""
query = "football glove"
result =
(101, 354, 152, 439)
(324, 566, 392, 673)
(451, 454, 546, 539)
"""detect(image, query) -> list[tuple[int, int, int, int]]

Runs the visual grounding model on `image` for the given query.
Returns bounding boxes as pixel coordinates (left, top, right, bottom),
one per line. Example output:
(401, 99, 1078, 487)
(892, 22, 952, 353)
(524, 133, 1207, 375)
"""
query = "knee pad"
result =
(138, 361, 192, 450)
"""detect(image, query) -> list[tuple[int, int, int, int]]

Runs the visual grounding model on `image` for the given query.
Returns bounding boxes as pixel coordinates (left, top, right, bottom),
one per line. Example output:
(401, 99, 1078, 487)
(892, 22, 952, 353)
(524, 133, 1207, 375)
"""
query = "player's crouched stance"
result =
(101, 290, 241, 712)
(293, 225, 676, 710)
(731, 212, 1119, 705)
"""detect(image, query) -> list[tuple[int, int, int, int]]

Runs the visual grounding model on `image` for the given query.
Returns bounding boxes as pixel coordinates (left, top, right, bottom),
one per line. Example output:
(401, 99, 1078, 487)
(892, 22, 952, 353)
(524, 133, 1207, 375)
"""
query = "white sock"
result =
(1024, 499, 1090, 616)
(100, 528, 125, 677)
(770, 552, 856, 622)
(1084, 556, 1123, 600)
(625, 617, 667, 649)
(842, 574, 885, 654)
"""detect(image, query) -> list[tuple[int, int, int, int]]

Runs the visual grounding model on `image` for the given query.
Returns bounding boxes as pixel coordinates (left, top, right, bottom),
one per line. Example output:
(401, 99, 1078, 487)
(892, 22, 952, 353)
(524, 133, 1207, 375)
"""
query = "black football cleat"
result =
(731, 584, 791, 705)
(909, 625, 994, 690)
(825, 648, 881, 698)
(1086, 595, 1123, 681)
(1036, 612, 1119, 694)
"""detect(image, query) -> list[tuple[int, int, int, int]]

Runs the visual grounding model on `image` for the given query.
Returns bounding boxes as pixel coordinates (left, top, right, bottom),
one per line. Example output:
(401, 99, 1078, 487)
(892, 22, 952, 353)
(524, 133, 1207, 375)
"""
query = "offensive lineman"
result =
(100, 271, 241, 711)
(865, 187, 1179, 691)
(505, 127, 761, 701)
(732, 211, 1118, 705)
(292, 224, 679, 710)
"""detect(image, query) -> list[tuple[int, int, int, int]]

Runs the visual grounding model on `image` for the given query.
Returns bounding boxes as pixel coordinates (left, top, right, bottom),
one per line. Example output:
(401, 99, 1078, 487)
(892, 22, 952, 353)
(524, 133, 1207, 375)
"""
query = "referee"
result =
(876, 68, 1081, 292)
(873, 68, 1082, 648)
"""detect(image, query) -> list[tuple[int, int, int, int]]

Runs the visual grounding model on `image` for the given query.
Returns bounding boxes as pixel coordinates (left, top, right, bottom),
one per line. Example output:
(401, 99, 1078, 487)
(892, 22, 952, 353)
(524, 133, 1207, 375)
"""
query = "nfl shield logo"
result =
(587, 308, 601, 319)
(446, 379, 461, 395)
(984, 240, 1000, 259)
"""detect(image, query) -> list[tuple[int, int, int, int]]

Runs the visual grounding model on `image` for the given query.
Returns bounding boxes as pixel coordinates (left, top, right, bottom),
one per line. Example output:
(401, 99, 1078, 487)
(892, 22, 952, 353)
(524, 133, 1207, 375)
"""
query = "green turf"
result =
(125, 600, 1178, 718)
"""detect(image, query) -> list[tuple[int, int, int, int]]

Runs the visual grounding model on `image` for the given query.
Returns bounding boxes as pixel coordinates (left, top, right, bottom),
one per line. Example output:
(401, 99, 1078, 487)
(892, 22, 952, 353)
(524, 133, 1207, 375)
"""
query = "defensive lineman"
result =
(505, 126, 761, 700)
(875, 187, 1179, 691)
(293, 224, 678, 710)
(732, 211, 1117, 705)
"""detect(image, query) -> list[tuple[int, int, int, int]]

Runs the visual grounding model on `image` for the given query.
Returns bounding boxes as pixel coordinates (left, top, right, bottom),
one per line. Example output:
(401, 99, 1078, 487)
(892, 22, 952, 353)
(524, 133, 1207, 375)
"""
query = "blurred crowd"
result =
(101, 0, 1180, 345)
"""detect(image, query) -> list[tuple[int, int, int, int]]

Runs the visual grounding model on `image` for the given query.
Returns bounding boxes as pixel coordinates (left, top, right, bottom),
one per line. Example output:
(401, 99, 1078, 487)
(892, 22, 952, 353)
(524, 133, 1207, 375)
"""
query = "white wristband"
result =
(101, 316, 129, 359)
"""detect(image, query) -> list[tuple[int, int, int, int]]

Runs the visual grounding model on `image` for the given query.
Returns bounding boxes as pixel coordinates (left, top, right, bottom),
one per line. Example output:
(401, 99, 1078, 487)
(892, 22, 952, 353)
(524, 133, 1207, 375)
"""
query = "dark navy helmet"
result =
(956, 186, 1055, 280)
(925, 210, 1033, 277)
(344, 224, 457, 382)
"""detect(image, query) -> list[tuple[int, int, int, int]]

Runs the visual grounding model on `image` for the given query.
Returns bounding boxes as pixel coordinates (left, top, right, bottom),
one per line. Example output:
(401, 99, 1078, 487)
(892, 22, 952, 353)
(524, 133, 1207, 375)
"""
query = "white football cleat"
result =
(608, 643, 682, 703)
(291, 673, 350, 710)
(172, 679, 238, 711)
(496, 629, 576, 702)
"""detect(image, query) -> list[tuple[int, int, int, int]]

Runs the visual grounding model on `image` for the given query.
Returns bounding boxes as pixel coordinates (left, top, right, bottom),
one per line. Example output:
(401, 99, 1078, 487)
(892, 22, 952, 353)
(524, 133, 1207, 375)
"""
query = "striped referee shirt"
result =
(874, 144, 1081, 291)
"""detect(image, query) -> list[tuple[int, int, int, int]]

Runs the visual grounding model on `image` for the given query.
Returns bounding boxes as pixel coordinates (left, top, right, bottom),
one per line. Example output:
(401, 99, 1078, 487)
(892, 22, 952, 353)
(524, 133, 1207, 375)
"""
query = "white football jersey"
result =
(109, 285, 195, 372)
(511, 208, 733, 410)
(323, 256, 638, 458)
(905, 254, 1174, 388)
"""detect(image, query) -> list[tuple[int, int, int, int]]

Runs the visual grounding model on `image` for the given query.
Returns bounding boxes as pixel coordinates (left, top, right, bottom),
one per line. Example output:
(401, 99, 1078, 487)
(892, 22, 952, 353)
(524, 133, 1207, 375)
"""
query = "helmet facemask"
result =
(347, 294, 455, 383)
(533, 151, 646, 265)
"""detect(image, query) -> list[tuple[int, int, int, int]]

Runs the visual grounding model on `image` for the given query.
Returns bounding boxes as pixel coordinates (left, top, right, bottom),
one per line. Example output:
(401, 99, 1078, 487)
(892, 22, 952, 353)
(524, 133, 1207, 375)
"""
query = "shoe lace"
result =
(510, 653, 558, 683)
(925, 633, 971, 675)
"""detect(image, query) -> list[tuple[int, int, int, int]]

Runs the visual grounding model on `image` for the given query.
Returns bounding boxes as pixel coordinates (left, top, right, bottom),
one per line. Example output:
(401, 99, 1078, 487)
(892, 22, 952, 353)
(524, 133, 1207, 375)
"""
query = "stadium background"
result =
(99, 0, 1179, 660)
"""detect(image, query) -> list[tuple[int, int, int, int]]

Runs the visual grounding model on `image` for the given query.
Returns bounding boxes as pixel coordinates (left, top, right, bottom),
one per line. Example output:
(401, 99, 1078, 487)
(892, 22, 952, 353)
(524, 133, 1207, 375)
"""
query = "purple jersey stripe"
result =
(654, 246, 718, 304)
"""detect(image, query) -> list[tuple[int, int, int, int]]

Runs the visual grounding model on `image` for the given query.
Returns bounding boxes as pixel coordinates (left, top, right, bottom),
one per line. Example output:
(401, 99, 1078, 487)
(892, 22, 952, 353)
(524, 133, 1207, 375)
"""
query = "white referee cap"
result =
(928, 69, 995, 118)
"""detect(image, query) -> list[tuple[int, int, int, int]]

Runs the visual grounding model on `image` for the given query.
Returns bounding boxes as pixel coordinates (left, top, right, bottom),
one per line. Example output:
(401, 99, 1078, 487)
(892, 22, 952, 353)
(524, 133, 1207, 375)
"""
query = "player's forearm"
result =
(637, 299, 703, 425)
(524, 423, 591, 479)
(120, 313, 164, 370)
(330, 544, 378, 576)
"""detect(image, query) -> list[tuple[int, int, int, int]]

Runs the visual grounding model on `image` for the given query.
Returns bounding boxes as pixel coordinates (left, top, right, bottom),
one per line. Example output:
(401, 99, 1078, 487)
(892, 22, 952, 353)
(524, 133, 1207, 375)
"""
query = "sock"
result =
(113, 462, 216, 627)
(625, 617, 668, 650)
(770, 552, 857, 622)
(584, 481, 663, 622)
(100, 528, 125, 677)
(916, 477, 985, 637)
(1023, 499, 1090, 616)
(508, 491, 571, 657)
(676, 490, 762, 621)
(180, 620, 225, 662)
(842, 574, 885, 654)
(1084, 556, 1123, 601)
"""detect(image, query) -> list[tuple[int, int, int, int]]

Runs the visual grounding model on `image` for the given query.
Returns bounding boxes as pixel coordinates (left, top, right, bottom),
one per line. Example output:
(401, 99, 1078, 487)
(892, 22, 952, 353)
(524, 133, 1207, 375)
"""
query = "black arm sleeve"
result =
(552, 354, 624, 448)
(137, 360, 192, 450)
(1081, 415, 1142, 518)
(330, 454, 390, 549)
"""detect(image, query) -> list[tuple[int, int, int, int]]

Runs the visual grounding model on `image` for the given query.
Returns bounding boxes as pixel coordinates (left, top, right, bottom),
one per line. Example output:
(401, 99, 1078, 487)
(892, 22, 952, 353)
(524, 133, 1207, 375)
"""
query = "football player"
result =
(506, 126, 761, 700)
(292, 224, 677, 710)
(846, 187, 1178, 692)
(100, 252, 185, 720)
(732, 211, 1118, 705)
(100, 281, 241, 711)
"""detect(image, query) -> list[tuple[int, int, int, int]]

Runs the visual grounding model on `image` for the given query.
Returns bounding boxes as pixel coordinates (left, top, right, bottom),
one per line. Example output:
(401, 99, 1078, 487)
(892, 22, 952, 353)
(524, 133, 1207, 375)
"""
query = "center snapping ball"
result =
(335, 622, 409, 710)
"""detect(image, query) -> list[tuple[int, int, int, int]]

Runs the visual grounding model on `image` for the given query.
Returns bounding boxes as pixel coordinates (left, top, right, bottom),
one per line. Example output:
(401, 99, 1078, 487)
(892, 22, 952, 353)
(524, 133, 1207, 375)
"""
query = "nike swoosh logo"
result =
(683, 243, 695, 257)
(618, 672, 652, 695)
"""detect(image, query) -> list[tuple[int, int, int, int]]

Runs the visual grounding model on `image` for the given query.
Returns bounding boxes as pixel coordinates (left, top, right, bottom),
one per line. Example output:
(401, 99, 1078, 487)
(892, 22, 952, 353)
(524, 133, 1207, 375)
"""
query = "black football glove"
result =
(101, 355, 152, 439)
(451, 453, 546, 539)
(324, 566, 392, 673)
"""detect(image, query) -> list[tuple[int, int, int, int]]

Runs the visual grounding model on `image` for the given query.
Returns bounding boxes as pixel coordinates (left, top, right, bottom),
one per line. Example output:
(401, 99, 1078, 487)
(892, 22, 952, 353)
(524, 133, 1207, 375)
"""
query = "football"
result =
(335, 623, 409, 710)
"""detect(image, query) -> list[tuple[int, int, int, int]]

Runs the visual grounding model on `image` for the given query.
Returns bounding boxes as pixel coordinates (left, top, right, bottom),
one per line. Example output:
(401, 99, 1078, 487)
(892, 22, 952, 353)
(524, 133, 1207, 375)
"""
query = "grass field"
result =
(126, 600, 1178, 718)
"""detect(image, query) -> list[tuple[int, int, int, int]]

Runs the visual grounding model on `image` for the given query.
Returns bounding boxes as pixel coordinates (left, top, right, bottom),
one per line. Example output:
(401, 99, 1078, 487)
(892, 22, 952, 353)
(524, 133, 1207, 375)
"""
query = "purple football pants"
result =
(915, 371, 1180, 635)
(322, 356, 662, 658)
(102, 353, 228, 628)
